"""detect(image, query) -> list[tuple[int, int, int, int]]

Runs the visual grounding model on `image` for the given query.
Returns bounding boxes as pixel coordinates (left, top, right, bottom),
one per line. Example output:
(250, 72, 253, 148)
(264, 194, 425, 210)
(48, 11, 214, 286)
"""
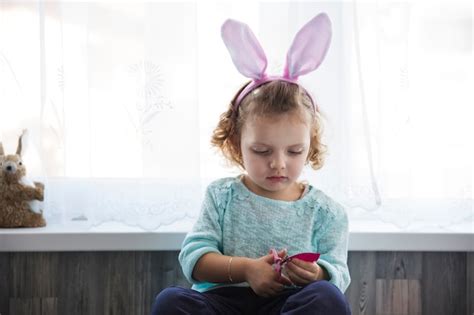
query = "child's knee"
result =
(283, 281, 350, 314)
(151, 286, 211, 315)
(151, 287, 188, 314)
(310, 280, 351, 314)
(308, 280, 338, 291)
(156, 286, 183, 300)
(307, 280, 345, 298)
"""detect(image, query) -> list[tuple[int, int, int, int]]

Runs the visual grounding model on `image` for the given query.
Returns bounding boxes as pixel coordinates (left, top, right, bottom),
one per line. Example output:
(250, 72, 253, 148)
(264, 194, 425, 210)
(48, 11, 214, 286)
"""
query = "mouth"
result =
(4, 168, 16, 174)
(266, 176, 288, 183)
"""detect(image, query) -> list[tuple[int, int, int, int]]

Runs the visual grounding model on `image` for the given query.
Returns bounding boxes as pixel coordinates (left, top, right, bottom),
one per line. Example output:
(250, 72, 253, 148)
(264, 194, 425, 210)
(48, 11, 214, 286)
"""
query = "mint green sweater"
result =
(178, 176, 351, 293)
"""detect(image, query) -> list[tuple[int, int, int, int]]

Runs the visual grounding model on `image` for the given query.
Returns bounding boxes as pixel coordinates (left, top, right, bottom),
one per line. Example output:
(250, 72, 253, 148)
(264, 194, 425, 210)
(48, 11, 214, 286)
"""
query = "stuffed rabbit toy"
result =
(0, 130, 46, 227)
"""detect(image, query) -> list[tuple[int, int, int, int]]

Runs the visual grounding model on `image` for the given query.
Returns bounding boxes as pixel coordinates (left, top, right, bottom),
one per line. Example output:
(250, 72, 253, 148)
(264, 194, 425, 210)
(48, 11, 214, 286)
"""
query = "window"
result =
(1, 1, 471, 230)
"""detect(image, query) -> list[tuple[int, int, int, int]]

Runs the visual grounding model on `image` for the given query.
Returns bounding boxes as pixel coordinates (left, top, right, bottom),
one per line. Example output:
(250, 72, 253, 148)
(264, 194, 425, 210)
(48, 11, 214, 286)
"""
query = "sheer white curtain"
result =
(337, 1, 473, 229)
(1, 2, 203, 228)
(1, 1, 472, 231)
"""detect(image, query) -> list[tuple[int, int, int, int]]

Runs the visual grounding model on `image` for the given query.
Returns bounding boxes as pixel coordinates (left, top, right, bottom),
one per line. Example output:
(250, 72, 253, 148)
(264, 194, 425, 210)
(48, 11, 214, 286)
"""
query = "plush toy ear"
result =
(221, 19, 268, 80)
(16, 129, 27, 156)
(0, 142, 4, 156)
(283, 13, 332, 80)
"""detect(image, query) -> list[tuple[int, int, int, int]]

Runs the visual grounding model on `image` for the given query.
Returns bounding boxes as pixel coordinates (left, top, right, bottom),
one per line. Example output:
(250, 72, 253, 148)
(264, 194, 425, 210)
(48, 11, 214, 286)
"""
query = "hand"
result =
(283, 258, 323, 286)
(34, 182, 45, 191)
(34, 182, 45, 200)
(245, 249, 292, 297)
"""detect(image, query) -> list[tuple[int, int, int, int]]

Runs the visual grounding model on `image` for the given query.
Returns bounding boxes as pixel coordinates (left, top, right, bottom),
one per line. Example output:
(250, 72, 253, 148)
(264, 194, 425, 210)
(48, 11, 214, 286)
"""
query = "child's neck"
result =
(241, 175, 305, 201)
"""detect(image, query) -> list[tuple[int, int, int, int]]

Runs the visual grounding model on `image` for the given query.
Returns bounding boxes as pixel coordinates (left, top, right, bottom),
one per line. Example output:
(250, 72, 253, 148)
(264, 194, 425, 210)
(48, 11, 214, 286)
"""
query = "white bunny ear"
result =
(284, 13, 332, 80)
(221, 19, 268, 80)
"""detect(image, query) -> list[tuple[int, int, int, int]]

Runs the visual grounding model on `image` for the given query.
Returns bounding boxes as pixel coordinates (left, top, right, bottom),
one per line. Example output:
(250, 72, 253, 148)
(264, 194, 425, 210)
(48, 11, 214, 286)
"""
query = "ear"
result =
(221, 19, 268, 80)
(283, 13, 332, 80)
(16, 129, 27, 156)
(0, 142, 4, 156)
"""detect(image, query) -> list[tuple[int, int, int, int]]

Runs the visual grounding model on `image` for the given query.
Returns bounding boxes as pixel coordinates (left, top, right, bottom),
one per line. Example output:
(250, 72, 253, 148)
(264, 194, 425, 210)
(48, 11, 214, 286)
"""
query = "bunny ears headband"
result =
(221, 13, 332, 110)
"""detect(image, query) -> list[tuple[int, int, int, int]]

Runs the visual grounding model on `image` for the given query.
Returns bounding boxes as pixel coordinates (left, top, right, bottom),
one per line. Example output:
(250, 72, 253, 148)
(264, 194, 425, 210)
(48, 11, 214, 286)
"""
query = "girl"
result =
(152, 13, 351, 314)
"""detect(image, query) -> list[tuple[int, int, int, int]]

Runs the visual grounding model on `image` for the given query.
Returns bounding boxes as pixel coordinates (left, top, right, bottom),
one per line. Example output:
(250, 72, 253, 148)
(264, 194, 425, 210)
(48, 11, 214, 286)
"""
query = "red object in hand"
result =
(271, 249, 320, 274)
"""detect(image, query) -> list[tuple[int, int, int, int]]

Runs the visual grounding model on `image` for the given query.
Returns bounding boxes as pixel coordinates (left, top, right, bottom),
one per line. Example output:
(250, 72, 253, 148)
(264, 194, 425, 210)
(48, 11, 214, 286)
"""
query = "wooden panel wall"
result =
(346, 252, 472, 315)
(0, 251, 471, 315)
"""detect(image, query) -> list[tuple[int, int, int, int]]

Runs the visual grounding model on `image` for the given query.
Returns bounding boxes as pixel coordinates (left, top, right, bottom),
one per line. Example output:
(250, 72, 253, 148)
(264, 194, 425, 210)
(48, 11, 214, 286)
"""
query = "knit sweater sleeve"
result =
(314, 198, 351, 293)
(178, 180, 229, 284)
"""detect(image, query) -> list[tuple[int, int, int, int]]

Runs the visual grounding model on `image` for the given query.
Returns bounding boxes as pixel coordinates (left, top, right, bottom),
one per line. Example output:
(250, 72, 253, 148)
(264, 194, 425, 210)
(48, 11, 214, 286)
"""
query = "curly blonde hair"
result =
(211, 80, 327, 170)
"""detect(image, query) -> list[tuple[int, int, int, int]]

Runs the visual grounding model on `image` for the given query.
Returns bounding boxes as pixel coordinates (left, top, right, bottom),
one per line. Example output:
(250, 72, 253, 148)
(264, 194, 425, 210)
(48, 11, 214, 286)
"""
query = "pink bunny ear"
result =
(284, 13, 332, 80)
(221, 19, 268, 80)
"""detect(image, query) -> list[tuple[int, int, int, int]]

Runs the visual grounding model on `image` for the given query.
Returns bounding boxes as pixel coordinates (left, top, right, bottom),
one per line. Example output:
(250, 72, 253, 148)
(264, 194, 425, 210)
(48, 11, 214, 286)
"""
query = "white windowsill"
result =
(1, 218, 472, 252)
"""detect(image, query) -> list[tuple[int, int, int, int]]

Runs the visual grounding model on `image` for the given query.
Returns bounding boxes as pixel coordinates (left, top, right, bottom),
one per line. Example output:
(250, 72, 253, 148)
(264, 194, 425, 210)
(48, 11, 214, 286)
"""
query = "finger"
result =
(269, 284, 283, 296)
(287, 259, 319, 278)
(279, 273, 293, 286)
(287, 260, 318, 279)
(278, 248, 288, 258)
(264, 252, 276, 264)
(273, 281, 284, 291)
(286, 266, 309, 285)
(290, 258, 317, 271)
(289, 264, 315, 282)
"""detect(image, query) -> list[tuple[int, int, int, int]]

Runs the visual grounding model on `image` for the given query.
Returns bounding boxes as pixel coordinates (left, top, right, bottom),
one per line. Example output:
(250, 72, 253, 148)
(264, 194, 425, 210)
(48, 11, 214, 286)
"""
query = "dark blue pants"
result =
(151, 280, 351, 315)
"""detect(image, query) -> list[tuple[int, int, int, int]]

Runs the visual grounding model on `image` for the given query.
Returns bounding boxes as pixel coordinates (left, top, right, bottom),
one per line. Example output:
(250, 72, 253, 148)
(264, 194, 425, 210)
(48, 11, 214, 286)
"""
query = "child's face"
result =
(240, 113, 311, 200)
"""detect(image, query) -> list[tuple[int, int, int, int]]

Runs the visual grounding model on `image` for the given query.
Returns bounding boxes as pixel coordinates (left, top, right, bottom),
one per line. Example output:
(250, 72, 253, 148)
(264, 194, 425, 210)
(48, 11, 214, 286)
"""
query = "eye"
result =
(19, 161, 23, 166)
(288, 147, 304, 155)
(288, 151, 303, 155)
(252, 149, 270, 155)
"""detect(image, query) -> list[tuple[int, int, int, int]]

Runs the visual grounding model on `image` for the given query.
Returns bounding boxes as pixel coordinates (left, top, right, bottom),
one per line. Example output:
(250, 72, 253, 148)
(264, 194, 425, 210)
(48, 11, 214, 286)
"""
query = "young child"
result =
(152, 13, 351, 314)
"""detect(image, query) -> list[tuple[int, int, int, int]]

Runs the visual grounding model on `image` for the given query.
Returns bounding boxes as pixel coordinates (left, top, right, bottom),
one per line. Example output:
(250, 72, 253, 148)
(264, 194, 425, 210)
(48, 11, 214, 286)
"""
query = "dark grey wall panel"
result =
(0, 252, 9, 313)
(346, 252, 376, 315)
(0, 251, 470, 315)
(376, 252, 423, 280)
(468, 253, 473, 315)
(422, 252, 466, 315)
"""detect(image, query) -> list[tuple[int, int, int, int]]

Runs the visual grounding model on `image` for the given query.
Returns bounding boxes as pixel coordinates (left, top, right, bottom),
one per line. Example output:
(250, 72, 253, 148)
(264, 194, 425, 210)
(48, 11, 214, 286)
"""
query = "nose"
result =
(270, 153, 286, 170)
(4, 163, 16, 173)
